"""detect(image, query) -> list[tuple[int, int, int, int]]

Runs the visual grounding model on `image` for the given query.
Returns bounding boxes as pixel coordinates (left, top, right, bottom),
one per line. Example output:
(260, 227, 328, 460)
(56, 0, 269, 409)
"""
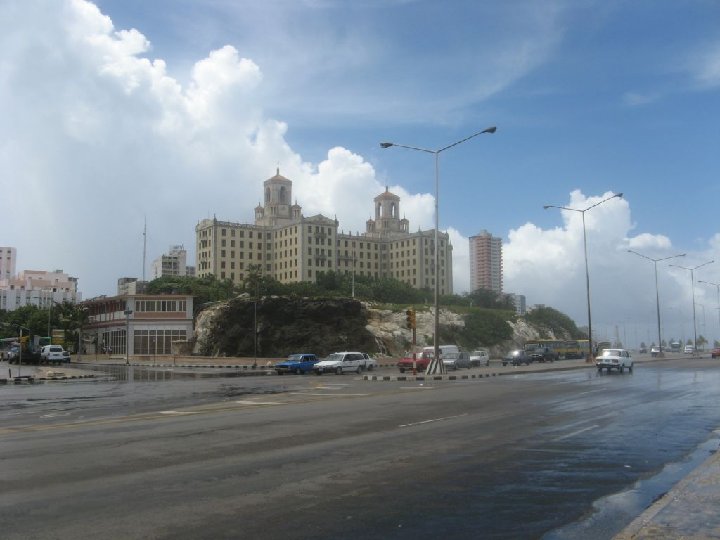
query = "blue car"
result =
(275, 353, 319, 375)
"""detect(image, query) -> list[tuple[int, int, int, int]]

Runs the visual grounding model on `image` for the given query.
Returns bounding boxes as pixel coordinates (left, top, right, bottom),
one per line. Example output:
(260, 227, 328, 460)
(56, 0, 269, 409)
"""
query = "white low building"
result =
(0, 269, 81, 311)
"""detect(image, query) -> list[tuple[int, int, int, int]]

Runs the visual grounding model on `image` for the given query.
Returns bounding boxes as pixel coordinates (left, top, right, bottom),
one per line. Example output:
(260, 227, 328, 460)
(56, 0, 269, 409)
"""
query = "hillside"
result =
(193, 295, 581, 358)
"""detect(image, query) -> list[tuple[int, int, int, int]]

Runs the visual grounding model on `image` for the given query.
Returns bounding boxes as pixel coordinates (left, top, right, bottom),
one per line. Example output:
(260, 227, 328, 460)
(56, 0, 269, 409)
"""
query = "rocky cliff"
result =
(193, 295, 568, 358)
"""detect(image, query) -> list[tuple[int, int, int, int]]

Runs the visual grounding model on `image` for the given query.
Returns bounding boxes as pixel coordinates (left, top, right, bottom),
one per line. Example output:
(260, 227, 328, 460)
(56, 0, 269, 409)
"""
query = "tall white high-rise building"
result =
(469, 230, 503, 294)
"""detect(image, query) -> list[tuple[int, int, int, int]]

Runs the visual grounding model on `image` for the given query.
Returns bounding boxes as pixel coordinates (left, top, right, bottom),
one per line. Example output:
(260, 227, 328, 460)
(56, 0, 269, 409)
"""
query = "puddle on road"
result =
(544, 433, 720, 540)
(81, 364, 271, 382)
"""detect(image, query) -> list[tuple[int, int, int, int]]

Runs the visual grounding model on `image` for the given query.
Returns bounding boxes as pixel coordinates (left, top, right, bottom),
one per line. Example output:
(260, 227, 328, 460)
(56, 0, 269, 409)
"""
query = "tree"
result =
(525, 306, 585, 339)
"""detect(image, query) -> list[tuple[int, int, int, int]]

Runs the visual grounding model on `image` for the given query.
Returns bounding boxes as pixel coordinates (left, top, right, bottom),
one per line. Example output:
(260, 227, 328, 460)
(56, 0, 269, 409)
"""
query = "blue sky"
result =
(2, 0, 720, 346)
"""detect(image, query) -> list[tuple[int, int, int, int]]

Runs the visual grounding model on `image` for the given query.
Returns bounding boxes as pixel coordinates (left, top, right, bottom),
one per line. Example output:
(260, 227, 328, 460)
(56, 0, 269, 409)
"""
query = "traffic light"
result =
(405, 309, 416, 330)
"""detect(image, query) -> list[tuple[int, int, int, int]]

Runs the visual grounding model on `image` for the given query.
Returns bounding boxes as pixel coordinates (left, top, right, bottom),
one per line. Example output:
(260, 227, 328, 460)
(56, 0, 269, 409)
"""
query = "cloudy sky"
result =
(2, 0, 720, 346)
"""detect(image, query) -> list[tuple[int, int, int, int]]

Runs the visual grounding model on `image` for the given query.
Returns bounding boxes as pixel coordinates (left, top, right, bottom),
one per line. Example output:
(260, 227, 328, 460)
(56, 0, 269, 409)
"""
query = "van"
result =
(422, 345, 459, 359)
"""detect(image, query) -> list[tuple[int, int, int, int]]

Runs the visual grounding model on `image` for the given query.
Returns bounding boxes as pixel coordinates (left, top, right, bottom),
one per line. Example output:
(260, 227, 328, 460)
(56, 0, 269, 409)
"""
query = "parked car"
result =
(40, 345, 71, 365)
(397, 352, 430, 373)
(502, 350, 531, 366)
(361, 353, 377, 371)
(684, 345, 695, 354)
(442, 351, 471, 370)
(469, 350, 490, 367)
(313, 352, 366, 375)
(651, 346, 661, 357)
(596, 348, 633, 373)
(274, 353, 319, 375)
(711, 348, 720, 359)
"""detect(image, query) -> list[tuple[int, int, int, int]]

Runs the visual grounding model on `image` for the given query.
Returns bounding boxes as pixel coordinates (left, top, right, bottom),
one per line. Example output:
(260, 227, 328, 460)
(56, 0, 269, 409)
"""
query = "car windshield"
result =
(287, 354, 303, 361)
(508, 350, 522, 357)
(601, 349, 622, 356)
(324, 353, 343, 362)
(443, 352, 458, 360)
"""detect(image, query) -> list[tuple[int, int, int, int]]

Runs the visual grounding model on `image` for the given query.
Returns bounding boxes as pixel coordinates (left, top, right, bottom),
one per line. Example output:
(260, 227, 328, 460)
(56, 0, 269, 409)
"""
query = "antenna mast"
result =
(142, 217, 147, 282)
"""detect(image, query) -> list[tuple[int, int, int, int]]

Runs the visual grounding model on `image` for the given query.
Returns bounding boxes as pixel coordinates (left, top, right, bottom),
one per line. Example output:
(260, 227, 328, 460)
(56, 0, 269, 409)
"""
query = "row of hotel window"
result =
(201, 246, 445, 262)
(202, 235, 446, 250)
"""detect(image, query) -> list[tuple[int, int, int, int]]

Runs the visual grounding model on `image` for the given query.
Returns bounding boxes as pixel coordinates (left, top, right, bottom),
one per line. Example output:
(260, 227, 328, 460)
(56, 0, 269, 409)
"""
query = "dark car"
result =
(527, 346, 557, 363)
(502, 349, 531, 366)
(274, 353, 319, 375)
(712, 348, 720, 359)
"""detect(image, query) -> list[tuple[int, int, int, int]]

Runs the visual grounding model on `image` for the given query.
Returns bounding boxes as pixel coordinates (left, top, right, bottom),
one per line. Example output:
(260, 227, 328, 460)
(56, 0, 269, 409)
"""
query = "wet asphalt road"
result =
(1, 357, 720, 539)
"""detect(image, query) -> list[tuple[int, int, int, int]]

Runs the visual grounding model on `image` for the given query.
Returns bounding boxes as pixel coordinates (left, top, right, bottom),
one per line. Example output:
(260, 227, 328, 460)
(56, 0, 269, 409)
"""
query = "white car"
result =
(596, 348, 633, 373)
(684, 345, 695, 354)
(40, 345, 70, 364)
(313, 352, 366, 375)
(469, 350, 490, 367)
(361, 353, 377, 371)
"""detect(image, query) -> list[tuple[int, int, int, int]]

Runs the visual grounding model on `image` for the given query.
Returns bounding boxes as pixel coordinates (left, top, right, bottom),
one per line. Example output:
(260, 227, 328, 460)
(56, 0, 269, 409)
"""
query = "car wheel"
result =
(597, 367, 602, 373)
(356, 366, 362, 374)
(399, 367, 405, 373)
(367, 364, 374, 371)
(629, 364, 633, 373)
(336, 366, 343, 375)
(294, 368, 302, 375)
(315, 371, 322, 376)
(619, 365, 624, 373)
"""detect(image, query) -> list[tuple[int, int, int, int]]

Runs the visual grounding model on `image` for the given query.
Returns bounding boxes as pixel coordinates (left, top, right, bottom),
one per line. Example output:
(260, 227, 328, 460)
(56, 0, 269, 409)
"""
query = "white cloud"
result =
(692, 42, 720, 88)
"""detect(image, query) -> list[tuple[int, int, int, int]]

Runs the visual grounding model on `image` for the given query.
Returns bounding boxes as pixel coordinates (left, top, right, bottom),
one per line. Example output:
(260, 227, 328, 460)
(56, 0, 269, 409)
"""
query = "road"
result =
(1, 356, 719, 539)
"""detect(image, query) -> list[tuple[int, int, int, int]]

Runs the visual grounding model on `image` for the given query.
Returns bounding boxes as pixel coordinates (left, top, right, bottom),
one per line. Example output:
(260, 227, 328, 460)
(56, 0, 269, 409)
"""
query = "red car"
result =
(397, 353, 431, 373)
(711, 348, 720, 359)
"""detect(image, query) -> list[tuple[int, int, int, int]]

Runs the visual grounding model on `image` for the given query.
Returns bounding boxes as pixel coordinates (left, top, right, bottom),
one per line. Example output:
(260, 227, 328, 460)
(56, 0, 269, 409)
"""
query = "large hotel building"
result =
(195, 170, 453, 294)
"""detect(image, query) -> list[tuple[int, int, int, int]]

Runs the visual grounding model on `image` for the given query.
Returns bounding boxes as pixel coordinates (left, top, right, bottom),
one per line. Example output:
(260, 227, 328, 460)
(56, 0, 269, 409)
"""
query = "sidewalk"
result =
(615, 448, 720, 539)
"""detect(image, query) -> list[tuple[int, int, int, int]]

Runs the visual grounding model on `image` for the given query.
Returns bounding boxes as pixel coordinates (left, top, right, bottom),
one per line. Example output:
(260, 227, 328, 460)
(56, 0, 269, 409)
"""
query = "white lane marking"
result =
(289, 392, 369, 397)
(399, 413, 467, 428)
(234, 400, 283, 405)
(400, 386, 435, 390)
(553, 424, 600, 441)
(159, 410, 200, 415)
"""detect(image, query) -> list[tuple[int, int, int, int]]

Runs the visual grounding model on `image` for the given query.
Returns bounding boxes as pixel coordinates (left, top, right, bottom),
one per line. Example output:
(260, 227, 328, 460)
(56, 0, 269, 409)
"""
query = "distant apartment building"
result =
(152, 245, 195, 279)
(117, 277, 148, 296)
(0, 247, 16, 281)
(195, 170, 453, 294)
(469, 230, 503, 294)
(0, 269, 81, 311)
(507, 293, 527, 315)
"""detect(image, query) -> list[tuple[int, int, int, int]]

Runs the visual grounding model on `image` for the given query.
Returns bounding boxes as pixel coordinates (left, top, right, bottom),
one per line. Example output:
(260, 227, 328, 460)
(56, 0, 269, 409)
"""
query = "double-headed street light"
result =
(627, 250, 685, 356)
(381, 126, 497, 374)
(544, 192, 623, 361)
(669, 260, 714, 354)
(697, 280, 720, 344)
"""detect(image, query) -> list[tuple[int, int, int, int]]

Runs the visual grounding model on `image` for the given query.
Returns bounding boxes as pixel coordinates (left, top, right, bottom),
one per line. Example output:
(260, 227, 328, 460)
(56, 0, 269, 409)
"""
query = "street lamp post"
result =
(698, 280, 720, 346)
(627, 250, 685, 356)
(670, 260, 714, 355)
(123, 308, 133, 365)
(381, 126, 497, 374)
(544, 193, 623, 362)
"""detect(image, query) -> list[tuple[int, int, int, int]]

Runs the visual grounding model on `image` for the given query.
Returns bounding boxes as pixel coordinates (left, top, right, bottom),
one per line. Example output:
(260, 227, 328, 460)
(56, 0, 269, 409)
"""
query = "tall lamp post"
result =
(698, 280, 720, 346)
(627, 250, 685, 356)
(381, 126, 497, 374)
(544, 193, 623, 361)
(670, 260, 714, 355)
(124, 308, 133, 365)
